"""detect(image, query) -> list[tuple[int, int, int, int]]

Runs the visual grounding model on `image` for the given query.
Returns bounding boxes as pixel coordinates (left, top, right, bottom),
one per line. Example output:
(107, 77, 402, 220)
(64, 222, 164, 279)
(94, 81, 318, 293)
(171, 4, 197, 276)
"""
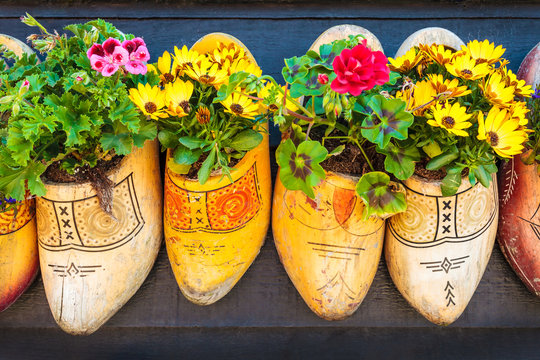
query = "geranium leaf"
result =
(0, 161, 47, 201)
(355, 171, 407, 219)
(276, 139, 327, 199)
(361, 95, 413, 149)
(282, 56, 310, 84)
(377, 142, 420, 180)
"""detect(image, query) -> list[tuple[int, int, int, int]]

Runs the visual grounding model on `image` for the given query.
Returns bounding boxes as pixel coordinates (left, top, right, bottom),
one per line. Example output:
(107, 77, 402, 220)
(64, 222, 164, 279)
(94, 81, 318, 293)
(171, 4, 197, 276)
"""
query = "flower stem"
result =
(354, 139, 375, 172)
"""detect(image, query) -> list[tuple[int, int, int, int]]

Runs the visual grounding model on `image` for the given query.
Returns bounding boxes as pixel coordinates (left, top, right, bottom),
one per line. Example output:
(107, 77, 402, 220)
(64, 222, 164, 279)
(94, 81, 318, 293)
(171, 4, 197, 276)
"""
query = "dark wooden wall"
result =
(1, 1, 540, 358)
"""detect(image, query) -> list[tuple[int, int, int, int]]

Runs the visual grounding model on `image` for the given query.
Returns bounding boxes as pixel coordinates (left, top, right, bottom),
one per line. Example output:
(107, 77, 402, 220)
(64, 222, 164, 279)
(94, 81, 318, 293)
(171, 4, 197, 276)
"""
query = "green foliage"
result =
(0, 16, 155, 200)
(276, 139, 327, 199)
(356, 172, 407, 219)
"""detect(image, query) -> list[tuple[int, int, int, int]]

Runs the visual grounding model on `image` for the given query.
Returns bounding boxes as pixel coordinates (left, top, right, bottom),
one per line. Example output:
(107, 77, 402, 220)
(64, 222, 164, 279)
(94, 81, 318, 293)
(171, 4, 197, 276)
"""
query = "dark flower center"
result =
(269, 104, 279, 112)
(145, 102, 157, 114)
(461, 69, 473, 76)
(179, 101, 191, 113)
(163, 73, 174, 83)
(230, 103, 244, 115)
(200, 75, 215, 84)
(488, 131, 499, 147)
(442, 116, 455, 129)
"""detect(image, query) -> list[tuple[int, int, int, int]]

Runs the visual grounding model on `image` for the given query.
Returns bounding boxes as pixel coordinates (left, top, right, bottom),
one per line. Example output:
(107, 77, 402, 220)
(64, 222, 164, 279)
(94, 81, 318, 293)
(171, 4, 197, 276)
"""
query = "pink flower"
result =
(125, 61, 147, 75)
(102, 63, 119, 77)
(102, 38, 122, 56)
(122, 39, 137, 54)
(90, 54, 107, 72)
(76, 76, 83, 82)
(112, 46, 129, 65)
(132, 37, 146, 48)
(132, 46, 150, 62)
(87, 43, 105, 59)
(318, 74, 329, 85)
(330, 40, 390, 96)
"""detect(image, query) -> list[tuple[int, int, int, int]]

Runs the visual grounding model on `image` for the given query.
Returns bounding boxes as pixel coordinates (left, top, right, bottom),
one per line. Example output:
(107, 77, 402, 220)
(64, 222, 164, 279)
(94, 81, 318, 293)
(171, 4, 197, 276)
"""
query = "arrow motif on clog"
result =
(445, 281, 456, 307)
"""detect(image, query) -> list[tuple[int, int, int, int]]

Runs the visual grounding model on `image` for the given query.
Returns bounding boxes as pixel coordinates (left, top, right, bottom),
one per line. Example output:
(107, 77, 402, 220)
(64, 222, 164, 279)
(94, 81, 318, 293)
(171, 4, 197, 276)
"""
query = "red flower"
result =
(330, 40, 390, 96)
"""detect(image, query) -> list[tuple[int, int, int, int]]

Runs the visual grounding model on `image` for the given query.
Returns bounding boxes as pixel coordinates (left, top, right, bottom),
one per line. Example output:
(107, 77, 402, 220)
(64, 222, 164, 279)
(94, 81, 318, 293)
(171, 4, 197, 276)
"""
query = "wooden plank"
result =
(1, 327, 539, 359)
(0, 2, 539, 20)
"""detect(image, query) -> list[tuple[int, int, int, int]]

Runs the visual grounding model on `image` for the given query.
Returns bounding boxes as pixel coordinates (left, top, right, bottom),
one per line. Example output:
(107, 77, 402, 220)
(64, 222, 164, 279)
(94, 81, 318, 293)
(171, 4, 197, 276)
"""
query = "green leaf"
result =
(327, 144, 345, 158)
(282, 56, 310, 84)
(100, 132, 133, 155)
(426, 146, 459, 171)
(473, 165, 492, 189)
(179, 136, 208, 150)
(132, 120, 157, 148)
(377, 143, 420, 180)
(276, 139, 328, 199)
(198, 148, 216, 185)
(215, 71, 250, 102)
(0, 162, 47, 200)
(356, 171, 407, 219)
(6, 124, 32, 164)
(158, 130, 178, 149)
(441, 167, 463, 196)
(388, 71, 401, 86)
(228, 129, 263, 151)
(361, 95, 413, 149)
(173, 144, 202, 165)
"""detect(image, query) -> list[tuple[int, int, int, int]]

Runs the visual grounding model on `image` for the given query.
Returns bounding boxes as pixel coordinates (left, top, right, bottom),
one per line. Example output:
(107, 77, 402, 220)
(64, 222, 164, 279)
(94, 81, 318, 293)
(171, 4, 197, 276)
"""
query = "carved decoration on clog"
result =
(386, 175, 498, 325)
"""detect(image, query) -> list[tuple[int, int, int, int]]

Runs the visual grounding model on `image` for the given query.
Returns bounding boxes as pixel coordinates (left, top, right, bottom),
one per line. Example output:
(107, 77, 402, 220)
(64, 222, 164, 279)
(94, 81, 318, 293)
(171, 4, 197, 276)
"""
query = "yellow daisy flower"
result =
(156, 51, 176, 85)
(445, 54, 491, 80)
(462, 39, 505, 65)
(509, 101, 530, 126)
(427, 73, 472, 98)
(257, 81, 299, 113)
(480, 72, 516, 107)
(211, 42, 247, 66)
(164, 79, 194, 117)
(221, 92, 259, 119)
(419, 43, 455, 65)
(388, 47, 424, 73)
(173, 45, 202, 76)
(185, 57, 228, 88)
(427, 102, 472, 137)
(477, 107, 528, 158)
(129, 83, 167, 120)
(224, 58, 262, 77)
(500, 67, 534, 97)
(396, 80, 438, 116)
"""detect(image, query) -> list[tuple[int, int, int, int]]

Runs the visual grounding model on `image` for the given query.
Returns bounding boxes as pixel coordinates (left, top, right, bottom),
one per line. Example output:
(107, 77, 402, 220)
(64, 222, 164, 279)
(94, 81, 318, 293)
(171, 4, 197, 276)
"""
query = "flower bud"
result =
(18, 79, 30, 96)
(318, 74, 329, 85)
(273, 115, 286, 126)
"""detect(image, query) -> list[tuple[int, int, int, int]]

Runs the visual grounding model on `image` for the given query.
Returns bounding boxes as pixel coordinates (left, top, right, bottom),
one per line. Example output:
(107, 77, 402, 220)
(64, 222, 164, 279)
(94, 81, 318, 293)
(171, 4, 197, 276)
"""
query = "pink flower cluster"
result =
(87, 37, 150, 77)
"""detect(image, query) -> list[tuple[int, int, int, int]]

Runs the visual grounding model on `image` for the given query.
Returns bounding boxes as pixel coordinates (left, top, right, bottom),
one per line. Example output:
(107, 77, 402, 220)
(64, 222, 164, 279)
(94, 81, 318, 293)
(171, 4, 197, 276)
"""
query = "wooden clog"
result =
(395, 27, 464, 58)
(273, 172, 385, 320)
(498, 42, 540, 297)
(386, 28, 499, 325)
(164, 32, 271, 305)
(0, 34, 39, 312)
(386, 175, 498, 325)
(37, 141, 162, 334)
(272, 25, 386, 320)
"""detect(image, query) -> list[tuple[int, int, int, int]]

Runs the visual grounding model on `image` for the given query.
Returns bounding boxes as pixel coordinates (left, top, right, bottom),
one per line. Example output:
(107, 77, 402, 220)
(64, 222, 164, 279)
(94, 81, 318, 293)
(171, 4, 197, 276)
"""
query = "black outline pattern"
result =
(38, 173, 144, 252)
